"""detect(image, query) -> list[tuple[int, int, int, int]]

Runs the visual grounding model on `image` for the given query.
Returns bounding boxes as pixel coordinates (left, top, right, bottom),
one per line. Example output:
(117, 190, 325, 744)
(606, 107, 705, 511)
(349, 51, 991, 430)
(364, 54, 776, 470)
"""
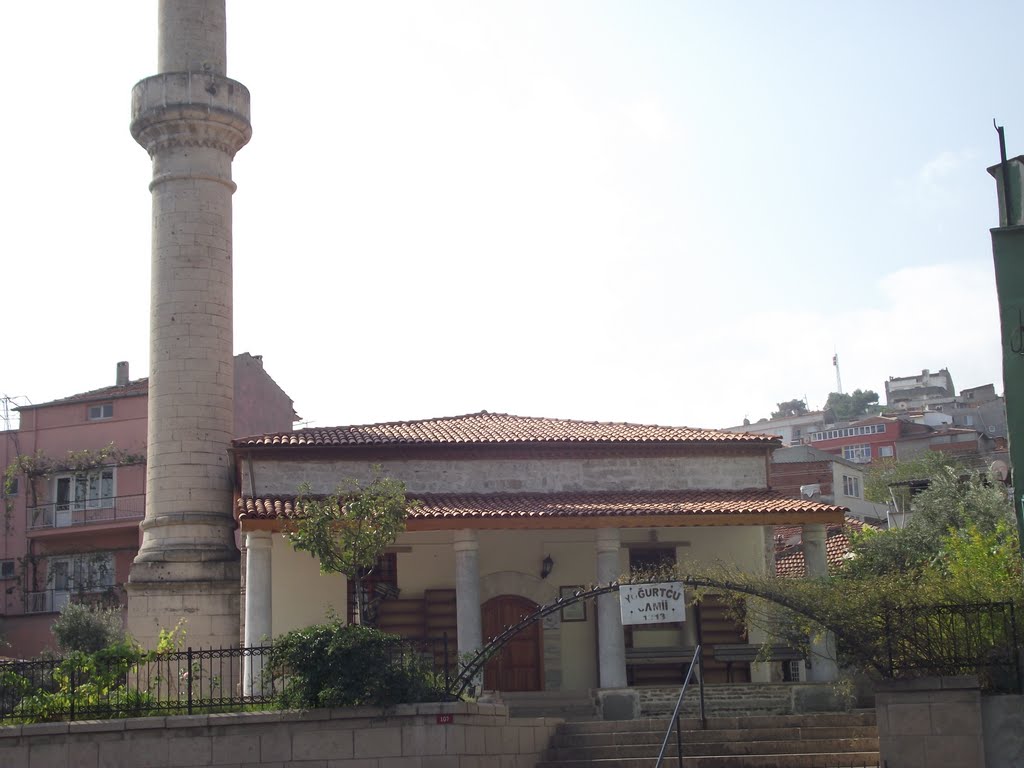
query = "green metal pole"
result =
(988, 143, 1024, 558)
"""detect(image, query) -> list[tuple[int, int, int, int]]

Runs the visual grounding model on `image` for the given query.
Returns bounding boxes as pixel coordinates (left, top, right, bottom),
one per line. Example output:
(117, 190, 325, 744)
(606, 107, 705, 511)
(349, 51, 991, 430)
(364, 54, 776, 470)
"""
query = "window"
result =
(842, 475, 861, 498)
(48, 553, 115, 593)
(629, 547, 677, 575)
(347, 552, 398, 624)
(842, 444, 872, 463)
(809, 423, 887, 442)
(0, 560, 15, 579)
(878, 446, 894, 458)
(3, 477, 16, 496)
(87, 403, 114, 420)
(963, 415, 974, 426)
(53, 468, 115, 515)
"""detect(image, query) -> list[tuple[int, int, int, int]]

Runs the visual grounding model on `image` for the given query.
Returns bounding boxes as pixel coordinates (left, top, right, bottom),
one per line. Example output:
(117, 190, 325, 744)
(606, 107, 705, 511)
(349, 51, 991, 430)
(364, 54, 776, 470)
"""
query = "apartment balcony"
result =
(23, 586, 125, 615)
(26, 494, 145, 532)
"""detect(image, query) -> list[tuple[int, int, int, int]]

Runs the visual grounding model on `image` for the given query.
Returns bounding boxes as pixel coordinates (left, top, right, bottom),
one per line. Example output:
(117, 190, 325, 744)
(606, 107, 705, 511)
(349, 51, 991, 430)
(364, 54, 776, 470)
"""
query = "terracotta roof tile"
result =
(19, 379, 149, 410)
(235, 411, 778, 448)
(775, 518, 873, 577)
(237, 489, 844, 522)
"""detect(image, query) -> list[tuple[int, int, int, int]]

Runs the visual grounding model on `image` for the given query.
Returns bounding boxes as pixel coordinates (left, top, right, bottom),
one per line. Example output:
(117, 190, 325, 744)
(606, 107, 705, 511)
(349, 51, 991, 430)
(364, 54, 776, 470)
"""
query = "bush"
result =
(52, 602, 123, 654)
(270, 620, 446, 709)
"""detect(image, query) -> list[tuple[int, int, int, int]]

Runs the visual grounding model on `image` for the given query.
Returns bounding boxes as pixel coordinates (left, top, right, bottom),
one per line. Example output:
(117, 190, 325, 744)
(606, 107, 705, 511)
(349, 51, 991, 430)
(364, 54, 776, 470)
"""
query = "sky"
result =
(0, 2, 1019, 433)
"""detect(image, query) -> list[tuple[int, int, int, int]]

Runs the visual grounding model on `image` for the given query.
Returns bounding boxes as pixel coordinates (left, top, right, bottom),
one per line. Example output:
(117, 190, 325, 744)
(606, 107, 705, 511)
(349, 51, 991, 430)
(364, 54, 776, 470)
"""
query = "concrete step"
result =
(551, 726, 880, 749)
(539, 711, 879, 768)
(555, 711, 876, 735)
(546, 737, 880, 761)
(536, 755, 880, 768)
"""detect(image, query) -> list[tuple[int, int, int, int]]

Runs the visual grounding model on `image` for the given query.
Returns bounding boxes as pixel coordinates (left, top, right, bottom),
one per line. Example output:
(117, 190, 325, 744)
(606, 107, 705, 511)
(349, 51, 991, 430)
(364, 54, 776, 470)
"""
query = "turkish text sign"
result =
(619, 582, 685, 625)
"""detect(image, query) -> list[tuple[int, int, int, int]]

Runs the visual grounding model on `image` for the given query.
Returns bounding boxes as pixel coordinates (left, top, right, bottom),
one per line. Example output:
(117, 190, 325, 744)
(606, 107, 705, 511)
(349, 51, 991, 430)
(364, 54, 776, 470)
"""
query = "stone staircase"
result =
(503, 690, 599, 720)
(536, 711, 880, 768)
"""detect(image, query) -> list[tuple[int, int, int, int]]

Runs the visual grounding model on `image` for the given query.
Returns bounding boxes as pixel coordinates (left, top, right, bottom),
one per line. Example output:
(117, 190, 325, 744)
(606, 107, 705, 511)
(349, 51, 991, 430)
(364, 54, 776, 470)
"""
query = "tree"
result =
(51, 602, 124, 654)
(864, 452, 965, 504)
(824, 389, 881, 421)
(284, 470, 414, 625)
(771, 399, 809, 419)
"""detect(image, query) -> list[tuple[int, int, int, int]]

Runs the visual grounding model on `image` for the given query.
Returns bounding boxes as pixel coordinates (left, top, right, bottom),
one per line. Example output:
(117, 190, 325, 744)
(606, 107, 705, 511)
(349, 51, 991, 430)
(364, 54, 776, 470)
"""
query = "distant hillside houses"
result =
(725, 368, 1006, 469)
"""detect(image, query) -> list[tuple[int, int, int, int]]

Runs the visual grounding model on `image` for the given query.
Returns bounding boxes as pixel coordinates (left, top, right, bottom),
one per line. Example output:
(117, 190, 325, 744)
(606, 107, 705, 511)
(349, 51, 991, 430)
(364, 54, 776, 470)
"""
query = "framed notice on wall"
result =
(560, 586, 586, 622)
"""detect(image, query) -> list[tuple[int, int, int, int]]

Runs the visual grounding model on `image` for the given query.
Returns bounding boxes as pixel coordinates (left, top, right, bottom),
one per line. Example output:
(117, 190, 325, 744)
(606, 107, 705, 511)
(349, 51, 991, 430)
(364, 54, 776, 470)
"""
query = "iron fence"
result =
(881, 601, 1021, 692)
(0, 636, 454, 723)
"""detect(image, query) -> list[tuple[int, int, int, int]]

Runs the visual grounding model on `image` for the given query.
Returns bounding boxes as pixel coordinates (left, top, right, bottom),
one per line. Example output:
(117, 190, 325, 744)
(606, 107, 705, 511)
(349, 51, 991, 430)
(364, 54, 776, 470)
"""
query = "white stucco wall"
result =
(244, 454, 767, 496)
(263, 523, 773, 691)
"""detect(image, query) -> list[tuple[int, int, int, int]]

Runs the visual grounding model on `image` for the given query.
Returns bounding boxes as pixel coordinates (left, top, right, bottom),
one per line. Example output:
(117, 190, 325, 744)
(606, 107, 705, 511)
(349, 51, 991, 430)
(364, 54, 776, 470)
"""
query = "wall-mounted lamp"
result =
(540, 554, 554, 580)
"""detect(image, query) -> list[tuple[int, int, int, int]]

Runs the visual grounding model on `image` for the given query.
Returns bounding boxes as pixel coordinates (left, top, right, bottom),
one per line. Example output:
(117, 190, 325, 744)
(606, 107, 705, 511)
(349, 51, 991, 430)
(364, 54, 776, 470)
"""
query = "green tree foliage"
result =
(771, 399, 809, 419)
(824, 389, 881, 421)
(269, 620, 445, 709)
(51, 602, 124, 654)
(284, 469, 414, 623)
(864, 452, 964, 504)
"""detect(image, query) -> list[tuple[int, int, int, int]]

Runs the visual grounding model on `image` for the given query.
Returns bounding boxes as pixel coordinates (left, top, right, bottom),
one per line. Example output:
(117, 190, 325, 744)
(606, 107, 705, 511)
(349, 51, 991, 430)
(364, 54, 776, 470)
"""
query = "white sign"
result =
(619, 582, 686, 625)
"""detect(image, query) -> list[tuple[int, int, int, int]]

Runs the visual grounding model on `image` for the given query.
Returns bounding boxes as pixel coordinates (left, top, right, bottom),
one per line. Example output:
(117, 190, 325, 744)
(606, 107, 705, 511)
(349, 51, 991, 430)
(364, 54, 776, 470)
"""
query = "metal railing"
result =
(654, 645, 705, 768)
(0, 636, 454, 723)
(880, 601, 1020, 692)
(23, 587, 124, 615)
(27, 494, 145, 530)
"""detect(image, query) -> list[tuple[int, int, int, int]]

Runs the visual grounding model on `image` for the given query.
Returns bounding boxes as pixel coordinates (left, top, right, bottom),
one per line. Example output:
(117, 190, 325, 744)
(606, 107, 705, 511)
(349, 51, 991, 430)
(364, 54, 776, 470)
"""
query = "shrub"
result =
(270, 620, 445, 709)
(52, 602, 123, 654)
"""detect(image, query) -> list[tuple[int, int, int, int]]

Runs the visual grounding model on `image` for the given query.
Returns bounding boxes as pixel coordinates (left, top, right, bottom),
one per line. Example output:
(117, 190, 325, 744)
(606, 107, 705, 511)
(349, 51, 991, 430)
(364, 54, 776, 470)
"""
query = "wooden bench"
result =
(711, 643, 805, 682)
(625, 646, 697, 684)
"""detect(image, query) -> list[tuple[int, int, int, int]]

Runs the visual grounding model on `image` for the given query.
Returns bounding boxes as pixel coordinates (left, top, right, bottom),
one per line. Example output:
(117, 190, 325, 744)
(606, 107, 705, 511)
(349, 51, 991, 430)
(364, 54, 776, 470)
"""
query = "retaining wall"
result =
(0, 702, 559, 768)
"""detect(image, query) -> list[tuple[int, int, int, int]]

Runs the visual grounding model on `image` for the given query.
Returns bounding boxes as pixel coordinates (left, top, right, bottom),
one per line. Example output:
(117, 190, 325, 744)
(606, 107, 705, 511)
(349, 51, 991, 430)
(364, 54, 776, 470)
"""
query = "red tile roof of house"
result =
(17, 379, 149, 410)
(237, 489, 844, 522)
(775, 517, 872, 577)
(234, 411, 778, 448)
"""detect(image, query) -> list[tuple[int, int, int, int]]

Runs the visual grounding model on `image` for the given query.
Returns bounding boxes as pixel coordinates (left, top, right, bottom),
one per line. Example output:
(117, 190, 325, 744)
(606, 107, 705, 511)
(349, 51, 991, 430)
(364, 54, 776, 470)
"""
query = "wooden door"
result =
(482, 595, 542, 692)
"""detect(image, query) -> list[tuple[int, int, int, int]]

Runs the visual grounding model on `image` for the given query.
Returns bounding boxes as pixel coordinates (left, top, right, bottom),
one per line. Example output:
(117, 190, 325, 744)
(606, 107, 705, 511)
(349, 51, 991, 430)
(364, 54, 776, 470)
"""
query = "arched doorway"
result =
(482, 595, 543, 691)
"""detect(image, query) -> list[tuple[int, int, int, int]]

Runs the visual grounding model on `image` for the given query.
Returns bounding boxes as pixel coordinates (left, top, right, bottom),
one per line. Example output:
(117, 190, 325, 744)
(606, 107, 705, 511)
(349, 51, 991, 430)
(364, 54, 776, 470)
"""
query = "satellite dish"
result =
(990, 460, 1010, 483)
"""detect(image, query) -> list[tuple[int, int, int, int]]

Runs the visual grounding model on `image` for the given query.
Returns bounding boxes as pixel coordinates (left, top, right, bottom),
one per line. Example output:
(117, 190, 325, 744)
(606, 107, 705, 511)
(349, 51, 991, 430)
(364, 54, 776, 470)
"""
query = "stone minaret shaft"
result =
(128, 0, 251, 649)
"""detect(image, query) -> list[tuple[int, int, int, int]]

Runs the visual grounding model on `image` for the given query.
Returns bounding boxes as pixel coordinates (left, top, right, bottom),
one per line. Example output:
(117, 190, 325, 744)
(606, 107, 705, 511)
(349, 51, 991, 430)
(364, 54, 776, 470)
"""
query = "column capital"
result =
(596, 528, 621, 554)
(453, 529, 479, 553)
(245, 530, 273, 549)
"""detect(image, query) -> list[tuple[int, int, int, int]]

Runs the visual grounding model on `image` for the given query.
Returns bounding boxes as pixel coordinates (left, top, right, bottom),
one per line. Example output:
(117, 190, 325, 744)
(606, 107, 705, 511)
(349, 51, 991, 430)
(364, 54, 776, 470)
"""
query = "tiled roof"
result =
(235, 411, 778, 448)
(18, 379, 149, 410)
(237, 489, 844, 522)
(775, 517, 872, 577)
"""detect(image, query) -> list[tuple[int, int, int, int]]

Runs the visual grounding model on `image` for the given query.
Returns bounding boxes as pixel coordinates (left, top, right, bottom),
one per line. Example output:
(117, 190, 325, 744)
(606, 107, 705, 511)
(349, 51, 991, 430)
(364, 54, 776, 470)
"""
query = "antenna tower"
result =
(833, 353, 843, 394)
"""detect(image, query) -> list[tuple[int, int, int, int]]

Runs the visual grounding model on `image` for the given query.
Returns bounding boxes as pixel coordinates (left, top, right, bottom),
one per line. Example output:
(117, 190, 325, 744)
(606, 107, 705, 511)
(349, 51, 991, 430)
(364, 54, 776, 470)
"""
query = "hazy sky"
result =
(1, 2, 1018, 433)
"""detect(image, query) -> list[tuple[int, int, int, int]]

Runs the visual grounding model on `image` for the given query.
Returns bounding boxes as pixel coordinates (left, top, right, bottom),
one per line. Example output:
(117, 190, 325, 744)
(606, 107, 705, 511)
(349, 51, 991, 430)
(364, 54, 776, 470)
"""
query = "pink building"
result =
(0, 355, 295, 658)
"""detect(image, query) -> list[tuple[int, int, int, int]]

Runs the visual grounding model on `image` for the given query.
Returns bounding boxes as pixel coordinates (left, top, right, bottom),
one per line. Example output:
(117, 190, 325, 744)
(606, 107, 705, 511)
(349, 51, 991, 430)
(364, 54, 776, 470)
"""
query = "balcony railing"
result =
(23, 587, 124, 615)
(26, 494, 145, 531)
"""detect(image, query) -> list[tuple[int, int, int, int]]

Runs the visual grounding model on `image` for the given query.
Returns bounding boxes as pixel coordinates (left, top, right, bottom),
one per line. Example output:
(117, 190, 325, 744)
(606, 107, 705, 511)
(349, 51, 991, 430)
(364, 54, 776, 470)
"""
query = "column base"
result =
(127, 560, 240, 650)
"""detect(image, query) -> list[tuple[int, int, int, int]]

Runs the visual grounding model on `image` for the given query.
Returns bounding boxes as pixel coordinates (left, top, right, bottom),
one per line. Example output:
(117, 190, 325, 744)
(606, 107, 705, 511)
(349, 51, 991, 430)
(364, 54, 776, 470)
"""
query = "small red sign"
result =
(436, 713, 454, 725)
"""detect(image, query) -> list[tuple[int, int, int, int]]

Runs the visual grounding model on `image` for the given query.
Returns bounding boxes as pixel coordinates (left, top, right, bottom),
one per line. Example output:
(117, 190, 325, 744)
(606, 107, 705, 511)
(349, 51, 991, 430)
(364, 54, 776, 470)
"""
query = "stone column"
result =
(803, 523, 838, 682)
(126, 0, 252, 650)
(453, 530, 482, 659)
(243, 531, 272, 695)
(596, 529, 627, 688)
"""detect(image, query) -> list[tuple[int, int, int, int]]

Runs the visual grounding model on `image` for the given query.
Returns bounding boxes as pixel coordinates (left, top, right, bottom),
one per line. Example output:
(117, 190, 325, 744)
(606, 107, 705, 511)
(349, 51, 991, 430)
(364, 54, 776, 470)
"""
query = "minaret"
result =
(127, 0, 251, 649)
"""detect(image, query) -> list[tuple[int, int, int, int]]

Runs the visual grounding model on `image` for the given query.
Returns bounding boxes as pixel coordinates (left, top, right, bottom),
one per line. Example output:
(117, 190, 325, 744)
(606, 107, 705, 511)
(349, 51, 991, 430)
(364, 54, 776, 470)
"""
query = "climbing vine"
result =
(3, 443, 146, 532)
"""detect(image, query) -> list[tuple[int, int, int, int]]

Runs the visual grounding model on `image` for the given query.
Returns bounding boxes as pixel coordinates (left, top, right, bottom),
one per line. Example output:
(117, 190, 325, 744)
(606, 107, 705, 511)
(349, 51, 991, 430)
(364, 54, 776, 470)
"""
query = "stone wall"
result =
(875, 676, 985, 768)
(636, 682, 851, 717)
(246, 454, 767, 496)
(0, 703, 558, 768)
(981, 694, 1024, 768)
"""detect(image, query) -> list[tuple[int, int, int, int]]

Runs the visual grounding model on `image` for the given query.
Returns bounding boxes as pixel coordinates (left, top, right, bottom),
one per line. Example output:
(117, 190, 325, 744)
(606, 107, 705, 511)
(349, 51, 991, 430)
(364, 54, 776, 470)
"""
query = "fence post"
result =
(69, 663, 76, 722)
(884, 606, 895, 678)
(187, 647, 193, 715)
(443, 633, 450, 696)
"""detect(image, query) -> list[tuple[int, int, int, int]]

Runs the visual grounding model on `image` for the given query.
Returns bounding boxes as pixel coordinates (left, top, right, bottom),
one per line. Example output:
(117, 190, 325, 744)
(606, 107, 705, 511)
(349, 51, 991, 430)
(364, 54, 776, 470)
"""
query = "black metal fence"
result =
(0, 636, 454, 723)
(881, 601, 1021, 692)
